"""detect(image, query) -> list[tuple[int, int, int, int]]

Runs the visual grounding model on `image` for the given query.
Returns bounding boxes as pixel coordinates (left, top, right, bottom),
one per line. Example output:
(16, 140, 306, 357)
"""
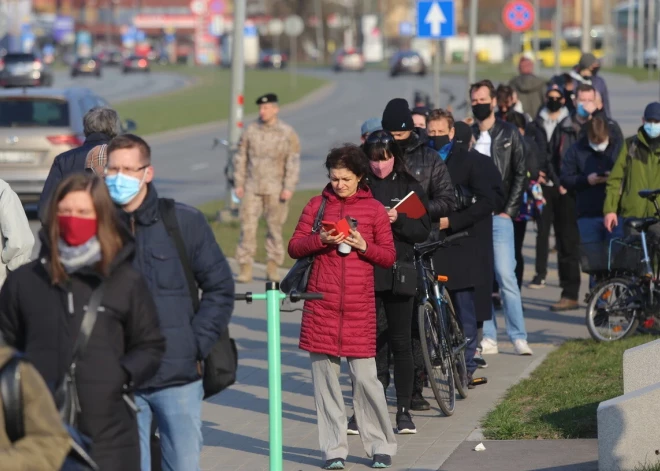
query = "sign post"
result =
(284, 15, 304, 89)
(416, 0, 456, 109)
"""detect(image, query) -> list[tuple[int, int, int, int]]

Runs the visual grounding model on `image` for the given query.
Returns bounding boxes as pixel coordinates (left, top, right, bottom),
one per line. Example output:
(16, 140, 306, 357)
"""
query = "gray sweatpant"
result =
(309, 353, 397, 461)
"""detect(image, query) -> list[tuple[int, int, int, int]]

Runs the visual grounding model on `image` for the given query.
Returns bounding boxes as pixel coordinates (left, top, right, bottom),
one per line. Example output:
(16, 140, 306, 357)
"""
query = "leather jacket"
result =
(471, 119, 527, 218)
(401, 131, 456, 222)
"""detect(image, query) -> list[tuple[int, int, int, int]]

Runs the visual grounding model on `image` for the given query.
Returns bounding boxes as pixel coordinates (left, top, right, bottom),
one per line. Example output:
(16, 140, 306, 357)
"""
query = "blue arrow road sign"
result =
(416, 0, 455, 39)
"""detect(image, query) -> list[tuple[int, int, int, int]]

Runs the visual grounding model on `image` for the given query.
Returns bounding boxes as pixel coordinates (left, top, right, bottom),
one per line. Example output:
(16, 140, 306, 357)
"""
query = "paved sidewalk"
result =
(201, 227, 590, 470)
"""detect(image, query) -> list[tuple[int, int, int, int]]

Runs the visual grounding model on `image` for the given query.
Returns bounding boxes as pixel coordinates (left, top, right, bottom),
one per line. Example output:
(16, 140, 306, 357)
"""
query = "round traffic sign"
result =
(284, 15, 304, 37)
(268, 18, 284, 36)
(190, 0, 206, 16)
(502, 0, 534, 33)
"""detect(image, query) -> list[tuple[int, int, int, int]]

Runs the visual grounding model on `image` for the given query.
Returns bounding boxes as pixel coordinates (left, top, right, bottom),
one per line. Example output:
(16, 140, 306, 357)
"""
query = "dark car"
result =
(122, 56, 150, 74)
(259, 49, 288, 69)
(333, 48, 365, 72)
(0, 52, 54, 88)
(71, 56, 102, 78)
(389, 50, 427, 77)
(98, 50, 123, 66)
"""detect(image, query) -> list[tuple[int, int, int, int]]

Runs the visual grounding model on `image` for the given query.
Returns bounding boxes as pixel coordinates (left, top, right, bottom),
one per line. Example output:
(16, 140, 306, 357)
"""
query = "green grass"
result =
(482, 335, 658, 440)
(603, 65, 660, 82)
(113, 65, 328, 136)
(633, 463, 660, 471)
(199, 189, 322, 267)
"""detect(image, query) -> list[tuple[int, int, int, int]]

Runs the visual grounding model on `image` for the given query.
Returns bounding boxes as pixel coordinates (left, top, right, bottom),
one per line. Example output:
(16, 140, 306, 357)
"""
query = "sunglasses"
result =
(365, 133, 393, 146)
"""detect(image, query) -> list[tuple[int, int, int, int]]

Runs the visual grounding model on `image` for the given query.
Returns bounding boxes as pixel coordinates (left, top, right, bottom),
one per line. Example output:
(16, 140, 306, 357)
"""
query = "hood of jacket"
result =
(510, 74, 546, 93)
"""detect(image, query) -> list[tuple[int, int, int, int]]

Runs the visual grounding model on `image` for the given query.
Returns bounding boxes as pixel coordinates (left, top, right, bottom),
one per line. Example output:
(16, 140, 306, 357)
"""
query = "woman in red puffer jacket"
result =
(288, 144, 397, 470)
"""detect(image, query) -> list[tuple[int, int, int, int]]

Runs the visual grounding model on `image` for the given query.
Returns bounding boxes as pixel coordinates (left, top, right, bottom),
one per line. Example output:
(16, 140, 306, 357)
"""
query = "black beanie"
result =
(382, 98, 414, 132)
(453, 121, 473, 152)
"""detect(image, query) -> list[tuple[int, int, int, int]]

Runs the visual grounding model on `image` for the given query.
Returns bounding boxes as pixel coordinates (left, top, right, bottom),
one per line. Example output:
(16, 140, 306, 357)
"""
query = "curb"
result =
(144, 80, 337, 144)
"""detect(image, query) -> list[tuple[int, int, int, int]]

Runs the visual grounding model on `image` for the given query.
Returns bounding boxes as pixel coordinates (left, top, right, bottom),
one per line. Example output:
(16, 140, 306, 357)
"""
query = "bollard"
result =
(235, 284, 322, 471)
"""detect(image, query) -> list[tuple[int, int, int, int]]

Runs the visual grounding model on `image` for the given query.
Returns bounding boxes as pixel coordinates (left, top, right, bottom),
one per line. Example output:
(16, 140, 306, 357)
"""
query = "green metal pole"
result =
(266, 282, 284, 471)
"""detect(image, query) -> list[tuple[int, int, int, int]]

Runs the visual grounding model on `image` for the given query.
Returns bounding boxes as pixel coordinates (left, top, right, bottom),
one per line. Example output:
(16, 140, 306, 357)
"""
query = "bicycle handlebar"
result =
(415, 231, 470, 254)
(234, 291, 324, 303)
(444, 231, 469, 244)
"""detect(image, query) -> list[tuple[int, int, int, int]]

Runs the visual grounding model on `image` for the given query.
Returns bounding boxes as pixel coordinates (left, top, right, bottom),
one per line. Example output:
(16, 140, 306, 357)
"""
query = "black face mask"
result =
(592, 66, 600, 76)
(546, 98, 563, 112)
(395, 134, 415, 151)
(472, 103, 492, 121)
(430, 135, 451, 150)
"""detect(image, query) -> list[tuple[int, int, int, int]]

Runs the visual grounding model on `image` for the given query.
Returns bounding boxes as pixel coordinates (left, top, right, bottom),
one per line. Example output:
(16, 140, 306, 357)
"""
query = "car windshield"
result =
(0, 98, 69, 127)
(4, 54, 35, 63)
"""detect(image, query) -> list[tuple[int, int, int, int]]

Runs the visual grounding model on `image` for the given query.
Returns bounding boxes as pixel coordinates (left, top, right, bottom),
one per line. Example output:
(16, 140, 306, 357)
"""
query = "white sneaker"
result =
(514, 339, 533, 356)
(480, 337, 499, 355)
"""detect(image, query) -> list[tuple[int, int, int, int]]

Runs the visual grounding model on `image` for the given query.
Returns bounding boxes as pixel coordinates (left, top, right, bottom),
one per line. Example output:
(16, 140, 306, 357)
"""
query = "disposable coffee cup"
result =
(338, 242, 352, 255)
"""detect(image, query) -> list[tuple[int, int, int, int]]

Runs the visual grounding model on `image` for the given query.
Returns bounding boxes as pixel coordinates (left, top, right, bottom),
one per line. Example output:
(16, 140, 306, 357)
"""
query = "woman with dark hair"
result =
(288, 144, 397, 470)
(360, 130, 430, 434)
(0, 173, 165, 471)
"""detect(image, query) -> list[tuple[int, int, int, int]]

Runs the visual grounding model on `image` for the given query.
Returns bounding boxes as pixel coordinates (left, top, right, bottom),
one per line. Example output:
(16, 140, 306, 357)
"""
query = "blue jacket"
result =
(119, 184, 235, 390)
(38, 132, 111, 224)
(560, 137, 621, 218)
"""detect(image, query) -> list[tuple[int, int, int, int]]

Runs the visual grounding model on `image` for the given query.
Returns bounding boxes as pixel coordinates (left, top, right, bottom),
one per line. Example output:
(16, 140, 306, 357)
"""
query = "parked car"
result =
(0, 87, 136, 203)
(259, 49, 288, 69)
(0, 52, 54, 88)
(644, 48, 658, 69)
(71, 56, 102, 78)
(389, 50, 427, 77)
(98, 49, 123, 66)
(333, 48, 365, 72)
(122, 56, 150, 74)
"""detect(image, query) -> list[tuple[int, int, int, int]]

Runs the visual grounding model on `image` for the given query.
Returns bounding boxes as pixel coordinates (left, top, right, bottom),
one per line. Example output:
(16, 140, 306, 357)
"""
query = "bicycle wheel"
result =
(418, 301, 456, 416)
(444, 292, 469, 399)
(586, 277, 639, 341)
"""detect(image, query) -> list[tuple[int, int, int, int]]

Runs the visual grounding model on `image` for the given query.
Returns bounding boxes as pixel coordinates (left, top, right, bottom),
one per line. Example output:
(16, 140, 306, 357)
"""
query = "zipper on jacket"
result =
(338, 200, 345, 356)
(67, 281, 74, 316)
(130, 215, 136, 235)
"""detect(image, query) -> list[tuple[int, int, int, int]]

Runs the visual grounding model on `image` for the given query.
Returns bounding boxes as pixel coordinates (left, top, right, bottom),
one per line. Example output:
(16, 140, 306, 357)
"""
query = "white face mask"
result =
(589, 140, 609, 152)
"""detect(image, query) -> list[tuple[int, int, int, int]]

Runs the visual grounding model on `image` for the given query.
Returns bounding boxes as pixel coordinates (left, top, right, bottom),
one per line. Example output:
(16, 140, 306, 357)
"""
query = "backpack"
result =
(158, 198, 238, 399)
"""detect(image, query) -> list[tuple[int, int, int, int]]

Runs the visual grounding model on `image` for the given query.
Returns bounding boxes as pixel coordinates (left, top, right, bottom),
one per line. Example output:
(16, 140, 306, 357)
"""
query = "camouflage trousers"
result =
(235, 192, 289, 266)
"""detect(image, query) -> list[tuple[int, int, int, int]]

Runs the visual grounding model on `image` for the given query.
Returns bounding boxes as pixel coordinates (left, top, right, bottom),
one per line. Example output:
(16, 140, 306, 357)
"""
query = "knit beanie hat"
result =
(382, 98, 414, 132)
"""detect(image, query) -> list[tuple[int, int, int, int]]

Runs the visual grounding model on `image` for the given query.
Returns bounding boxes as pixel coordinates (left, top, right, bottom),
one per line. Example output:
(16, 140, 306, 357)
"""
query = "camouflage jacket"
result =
(233, 119, 301, 195)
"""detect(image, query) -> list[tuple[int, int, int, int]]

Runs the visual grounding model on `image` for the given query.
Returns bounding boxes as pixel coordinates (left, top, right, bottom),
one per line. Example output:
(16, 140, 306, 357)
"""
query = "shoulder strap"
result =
(71, 283, 106, 366)
(159, 198, 200, 313)
(0, 354, 24, 442)
(311, 197, 327, 234)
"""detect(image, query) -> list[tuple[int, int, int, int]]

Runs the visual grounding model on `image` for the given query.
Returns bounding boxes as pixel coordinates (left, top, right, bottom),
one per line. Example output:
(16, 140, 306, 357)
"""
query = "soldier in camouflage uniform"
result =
(233, 93, 301, 283)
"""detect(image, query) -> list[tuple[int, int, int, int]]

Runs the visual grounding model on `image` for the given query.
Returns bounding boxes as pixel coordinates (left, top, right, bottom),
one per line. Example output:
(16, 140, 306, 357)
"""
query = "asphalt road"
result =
(50, 66, 190, 105)
(149, 67, 656, 207)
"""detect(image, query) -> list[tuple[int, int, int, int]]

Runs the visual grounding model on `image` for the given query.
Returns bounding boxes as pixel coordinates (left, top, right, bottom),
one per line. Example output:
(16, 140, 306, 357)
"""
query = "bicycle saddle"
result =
(638, 189, 660, 200)
(624, 217, 658, 232)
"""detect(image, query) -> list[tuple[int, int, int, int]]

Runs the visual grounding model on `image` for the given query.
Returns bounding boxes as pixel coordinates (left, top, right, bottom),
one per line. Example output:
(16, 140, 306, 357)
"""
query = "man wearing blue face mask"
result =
(104, 134, 235, 471)
(604, 102, 660, 237)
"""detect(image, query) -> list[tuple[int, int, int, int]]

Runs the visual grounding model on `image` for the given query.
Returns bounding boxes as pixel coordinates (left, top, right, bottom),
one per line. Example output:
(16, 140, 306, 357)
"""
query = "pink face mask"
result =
(370, 158, 395, 179)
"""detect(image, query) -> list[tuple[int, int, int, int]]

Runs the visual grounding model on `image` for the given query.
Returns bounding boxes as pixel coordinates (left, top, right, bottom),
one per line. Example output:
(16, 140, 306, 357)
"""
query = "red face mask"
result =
(58, 216, 98, 247)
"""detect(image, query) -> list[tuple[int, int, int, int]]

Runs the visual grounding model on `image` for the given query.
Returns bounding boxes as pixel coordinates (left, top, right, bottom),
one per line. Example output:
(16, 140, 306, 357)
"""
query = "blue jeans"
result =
(483, 215, 527, 342)
(450, 288, 478, 375)
(135, 380, 204, 471)
(578, 216, 624, 288)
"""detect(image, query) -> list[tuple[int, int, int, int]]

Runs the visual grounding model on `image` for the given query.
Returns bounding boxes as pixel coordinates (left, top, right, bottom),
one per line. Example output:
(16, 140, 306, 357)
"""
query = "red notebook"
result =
(321, 217, 352, 237)
(392, 191, 426, 219)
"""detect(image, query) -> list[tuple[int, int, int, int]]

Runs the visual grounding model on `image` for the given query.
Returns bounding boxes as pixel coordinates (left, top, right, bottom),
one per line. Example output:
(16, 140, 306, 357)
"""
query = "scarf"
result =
(58, 236, 102, 274)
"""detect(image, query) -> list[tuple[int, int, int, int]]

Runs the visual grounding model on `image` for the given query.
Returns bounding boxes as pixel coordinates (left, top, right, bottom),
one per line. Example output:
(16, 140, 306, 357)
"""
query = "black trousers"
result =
(513, 219, 528, 289)
(534, 185, 581, 300)
(375, 291, 415, 409)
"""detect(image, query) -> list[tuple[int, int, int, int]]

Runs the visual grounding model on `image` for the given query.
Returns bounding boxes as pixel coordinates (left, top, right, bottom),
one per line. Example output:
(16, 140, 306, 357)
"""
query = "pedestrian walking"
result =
(288, 144, 397, 470)
(104, 134, 235, 471)
(411, 106, 430, 129)
(429, 112, 503, 384)
(0, 179, 34, 288)
(604, 102, 660, 236)
(0, 173, 166, 471)
(469, 79, 533, 356)
(360, 118, 382, 143)
(380, 98, 455, 411)
(233, 93, 301, 283)
(39, 107, 121, 223)
(570, 53, 611, 118)
(85, 143, 108, 176)
(362, 130, 431, 435)
(509, 56, 547, 118)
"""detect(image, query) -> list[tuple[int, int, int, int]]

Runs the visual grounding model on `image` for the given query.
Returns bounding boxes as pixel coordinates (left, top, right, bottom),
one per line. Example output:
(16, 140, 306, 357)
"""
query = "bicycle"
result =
(413, 231, 469, 416)
(584, 189, 660, 341)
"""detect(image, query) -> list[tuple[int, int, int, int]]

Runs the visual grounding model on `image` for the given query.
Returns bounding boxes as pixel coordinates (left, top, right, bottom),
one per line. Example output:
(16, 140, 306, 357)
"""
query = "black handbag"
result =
(280, 197, 327, 294)
(159, 198, 237, 400)
(454, 184, 477, 211)
(391, 261, 417, 297)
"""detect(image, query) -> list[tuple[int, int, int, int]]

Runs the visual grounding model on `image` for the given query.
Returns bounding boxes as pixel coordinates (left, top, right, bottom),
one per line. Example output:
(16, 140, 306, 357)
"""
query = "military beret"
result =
(256, 93, 278, 105)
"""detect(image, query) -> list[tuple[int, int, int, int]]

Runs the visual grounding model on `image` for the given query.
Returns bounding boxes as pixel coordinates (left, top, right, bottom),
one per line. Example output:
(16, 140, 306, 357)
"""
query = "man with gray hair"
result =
(37, 106, 122, 223)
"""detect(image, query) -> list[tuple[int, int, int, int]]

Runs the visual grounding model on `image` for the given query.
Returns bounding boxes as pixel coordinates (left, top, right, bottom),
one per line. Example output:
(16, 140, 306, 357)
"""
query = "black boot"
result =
(410, 392, 430, 411)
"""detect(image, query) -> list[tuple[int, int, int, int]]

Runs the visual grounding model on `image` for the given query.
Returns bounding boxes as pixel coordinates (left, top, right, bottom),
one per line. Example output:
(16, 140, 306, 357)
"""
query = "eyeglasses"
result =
(104, 164, 149, 176)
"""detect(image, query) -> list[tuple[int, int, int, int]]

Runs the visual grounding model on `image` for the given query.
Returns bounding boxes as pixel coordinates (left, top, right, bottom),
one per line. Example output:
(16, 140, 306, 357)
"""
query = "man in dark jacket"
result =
(105, 134, 235, 471)
(469, 79, 532, 357)
(38, 107, 121, 224)
(429, 112, 503, 385)
(381, 98, 456, 410)
(509, 56, 547, 118)
(569, 53, 611, 118)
